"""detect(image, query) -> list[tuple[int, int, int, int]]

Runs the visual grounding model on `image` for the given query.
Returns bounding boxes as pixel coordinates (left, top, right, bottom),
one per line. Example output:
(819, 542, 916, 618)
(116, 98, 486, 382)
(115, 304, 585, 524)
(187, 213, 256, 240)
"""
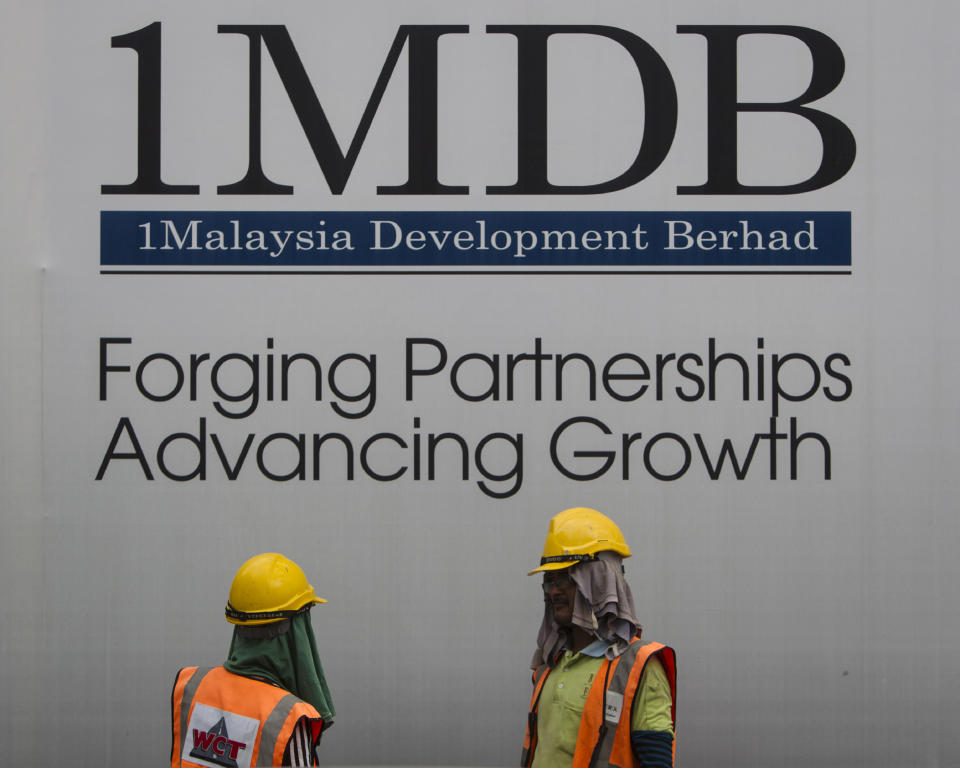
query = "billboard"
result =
(2, 1, 957, 765)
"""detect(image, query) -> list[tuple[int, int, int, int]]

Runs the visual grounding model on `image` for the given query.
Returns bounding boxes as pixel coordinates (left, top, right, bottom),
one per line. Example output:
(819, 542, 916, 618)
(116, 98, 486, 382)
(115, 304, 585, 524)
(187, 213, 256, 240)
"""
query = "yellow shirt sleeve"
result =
(630, 656, 674, 734)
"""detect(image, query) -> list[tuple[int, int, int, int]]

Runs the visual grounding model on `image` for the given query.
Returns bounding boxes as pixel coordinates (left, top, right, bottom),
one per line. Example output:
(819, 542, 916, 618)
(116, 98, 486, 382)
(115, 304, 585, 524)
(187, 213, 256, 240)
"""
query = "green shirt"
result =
(531, 647, 673, 768)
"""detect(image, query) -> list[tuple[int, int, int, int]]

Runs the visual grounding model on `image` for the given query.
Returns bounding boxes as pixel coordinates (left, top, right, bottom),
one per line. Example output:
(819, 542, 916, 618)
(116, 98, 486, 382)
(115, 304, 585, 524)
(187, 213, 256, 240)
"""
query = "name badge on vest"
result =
(183, 702, 260, 768)
(604, 691, 625, 724)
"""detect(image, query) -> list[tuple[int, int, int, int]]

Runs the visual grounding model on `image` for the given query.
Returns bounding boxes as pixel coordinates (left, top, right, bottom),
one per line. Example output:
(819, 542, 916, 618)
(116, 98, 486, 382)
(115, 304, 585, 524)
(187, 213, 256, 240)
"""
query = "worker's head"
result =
(223, 553, 335, 723)
(225, 552, 326, 627)
(540, 567, 578, 627)
(530, 507, 633, 628)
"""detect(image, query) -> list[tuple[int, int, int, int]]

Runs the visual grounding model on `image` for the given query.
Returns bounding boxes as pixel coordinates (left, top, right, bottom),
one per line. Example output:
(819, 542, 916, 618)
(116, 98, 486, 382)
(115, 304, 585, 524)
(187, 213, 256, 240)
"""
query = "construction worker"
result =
(171, 553, 335, 767)
(522, 508, 677, 768)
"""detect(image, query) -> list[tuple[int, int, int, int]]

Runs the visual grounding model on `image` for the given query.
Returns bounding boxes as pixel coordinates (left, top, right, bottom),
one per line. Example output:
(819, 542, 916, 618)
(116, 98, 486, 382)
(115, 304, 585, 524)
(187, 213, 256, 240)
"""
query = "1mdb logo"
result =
(190, 717, 248, 768)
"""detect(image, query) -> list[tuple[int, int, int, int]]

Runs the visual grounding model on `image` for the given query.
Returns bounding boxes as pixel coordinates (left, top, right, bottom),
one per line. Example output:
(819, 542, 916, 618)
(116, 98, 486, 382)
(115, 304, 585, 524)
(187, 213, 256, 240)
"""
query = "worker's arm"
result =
(283, 717, 323, 766)
(629, 657, 674, 768)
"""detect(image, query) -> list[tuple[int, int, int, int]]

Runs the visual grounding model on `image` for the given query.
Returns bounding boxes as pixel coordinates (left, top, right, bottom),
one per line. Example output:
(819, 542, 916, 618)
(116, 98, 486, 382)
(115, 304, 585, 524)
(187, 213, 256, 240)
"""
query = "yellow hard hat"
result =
(225, 553, 326, 625)
(529, 507, 631, 575)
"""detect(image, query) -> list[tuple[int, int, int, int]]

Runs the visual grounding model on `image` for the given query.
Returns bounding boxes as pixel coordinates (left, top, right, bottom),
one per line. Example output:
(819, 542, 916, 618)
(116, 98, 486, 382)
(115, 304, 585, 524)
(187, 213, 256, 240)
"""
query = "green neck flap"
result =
(223, 612, 335, 724)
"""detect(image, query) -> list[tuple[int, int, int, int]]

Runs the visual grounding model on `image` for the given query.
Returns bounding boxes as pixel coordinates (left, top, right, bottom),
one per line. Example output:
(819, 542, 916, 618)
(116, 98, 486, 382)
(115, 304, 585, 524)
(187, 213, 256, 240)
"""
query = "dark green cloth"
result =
(224, 612, 335, 726)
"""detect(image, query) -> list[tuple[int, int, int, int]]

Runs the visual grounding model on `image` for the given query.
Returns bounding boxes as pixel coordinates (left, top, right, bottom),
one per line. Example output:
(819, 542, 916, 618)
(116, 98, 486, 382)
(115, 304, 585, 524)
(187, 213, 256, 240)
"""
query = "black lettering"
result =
(96, 417, 154, 479)
(823, 353, 852, 402)
(487, 26, 677, 194)
(102, 23, 199, 194)
(157, 417, 206, 481)
(550, 416, 614, 480)
(217, 25, 468, 194)
(677, 25, 856, 194)
(406, 338, 446, 400)
(100, 337, 132, 400)
(475, 433, 524, 499)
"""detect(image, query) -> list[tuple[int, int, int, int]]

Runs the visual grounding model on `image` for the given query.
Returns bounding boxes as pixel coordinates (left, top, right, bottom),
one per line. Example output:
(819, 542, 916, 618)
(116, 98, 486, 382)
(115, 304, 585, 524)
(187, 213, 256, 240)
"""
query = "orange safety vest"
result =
(171, 666, 323, 768)
(521, 637, 677, 768)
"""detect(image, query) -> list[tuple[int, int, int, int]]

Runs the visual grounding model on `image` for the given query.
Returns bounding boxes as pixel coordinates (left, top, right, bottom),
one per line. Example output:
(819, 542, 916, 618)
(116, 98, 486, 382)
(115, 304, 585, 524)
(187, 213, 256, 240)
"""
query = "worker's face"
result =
(542, 567, 578, 627)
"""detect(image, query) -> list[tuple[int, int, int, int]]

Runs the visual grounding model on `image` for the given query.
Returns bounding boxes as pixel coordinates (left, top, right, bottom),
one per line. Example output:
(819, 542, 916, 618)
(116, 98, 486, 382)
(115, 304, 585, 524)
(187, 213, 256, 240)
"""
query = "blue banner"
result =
(101, 211, 850, 267)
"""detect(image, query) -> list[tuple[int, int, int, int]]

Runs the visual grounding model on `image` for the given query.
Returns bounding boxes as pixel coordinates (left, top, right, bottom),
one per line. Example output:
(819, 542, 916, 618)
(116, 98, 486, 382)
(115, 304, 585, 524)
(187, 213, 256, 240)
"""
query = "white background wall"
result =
(2, 2, 958, 766)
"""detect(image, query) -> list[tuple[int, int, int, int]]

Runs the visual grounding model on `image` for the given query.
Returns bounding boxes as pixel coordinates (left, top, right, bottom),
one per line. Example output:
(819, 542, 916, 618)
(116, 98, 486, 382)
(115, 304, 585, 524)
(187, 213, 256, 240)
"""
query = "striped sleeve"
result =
(630, 730, 674, 768)
(283, 717, 320, 766)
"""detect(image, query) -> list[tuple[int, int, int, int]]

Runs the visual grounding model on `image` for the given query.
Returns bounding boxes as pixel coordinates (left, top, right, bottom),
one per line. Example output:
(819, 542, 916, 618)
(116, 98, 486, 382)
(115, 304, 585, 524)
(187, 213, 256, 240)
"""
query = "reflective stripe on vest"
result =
(521, 639, 677, 768)
(171, 666, 322, 768)
(520, 664, 553, 766)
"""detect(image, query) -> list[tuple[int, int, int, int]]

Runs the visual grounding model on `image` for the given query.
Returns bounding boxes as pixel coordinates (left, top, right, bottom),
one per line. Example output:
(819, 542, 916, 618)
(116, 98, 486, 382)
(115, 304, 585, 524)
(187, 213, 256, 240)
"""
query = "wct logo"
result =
(190, 717, 248, 768)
